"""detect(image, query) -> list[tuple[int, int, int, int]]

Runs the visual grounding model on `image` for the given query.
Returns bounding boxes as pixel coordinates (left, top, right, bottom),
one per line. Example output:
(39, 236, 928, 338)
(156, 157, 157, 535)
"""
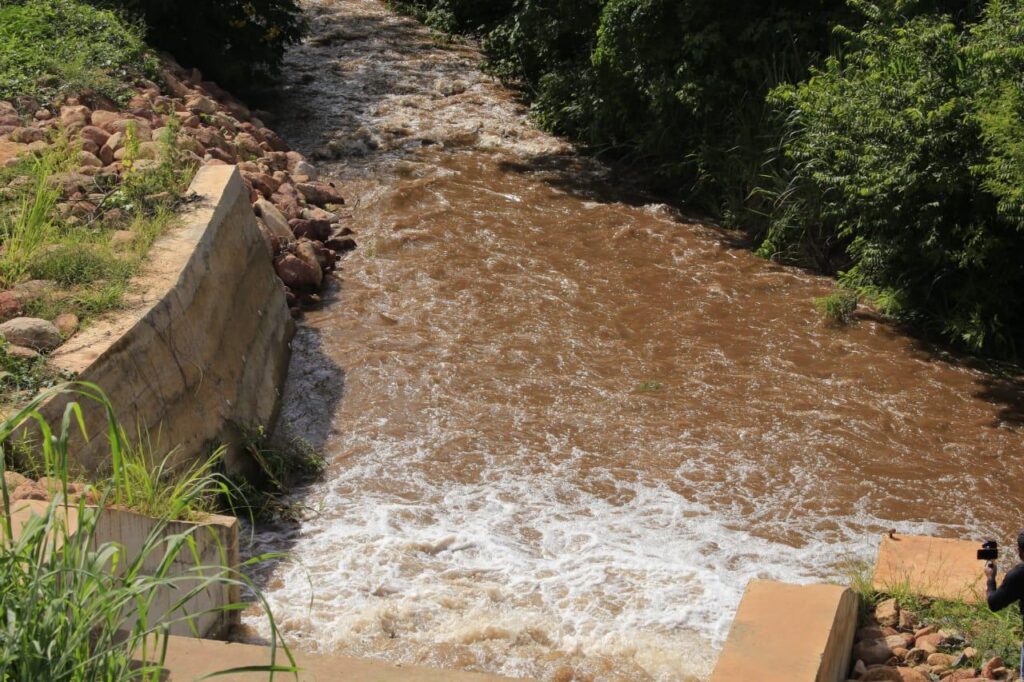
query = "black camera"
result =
(978, 540, 999, 561)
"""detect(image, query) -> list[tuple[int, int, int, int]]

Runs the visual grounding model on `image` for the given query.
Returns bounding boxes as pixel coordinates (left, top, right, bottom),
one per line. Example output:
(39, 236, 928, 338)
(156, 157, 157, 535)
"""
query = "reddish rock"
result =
(296, 181, 345, 207)
(293, 239, 324, 283)
(253, 198, 293, 240)
(106, 118, 152, 141)
(234, 132, 263, 160)
(326, 235, 357, 253)
(78, 125, 110, 148)
(289, 218, 331, 242)
(310, 240, 336, 270)
(895, 669, 929, 682)
(853, 638, 896, 666)
(300, 206, 338, 223)
(10, 127, 44, 144)
(259, 127, 288, 152)
(5, 344, 39, 360)
(859, 667, 902, 682)
(904, 647, 929, 666)
(274, 253, 321, 290)
(193, 126, 226, 151)
(185, 94, 217, 115)
(77, 151, 102, 168)
(915, 632, 943, 653)
(11, 482, 48, 501)
(53, 313, 78, 337)
(875, 598, 900, 628)
(206, 146, 236, 164)
(271, 184, 302, 220)
(913, 625, 936, 639)
(3, 471, 28, 490)
(0, 291, 21, 322)
(898, 609, 918, 630)
(927, 652, 956, 667)
(264, 150, 289, 172)
(241, 170, 280, 198)
(0, 317, 62, 351)
(60, 105, 90, 128)
(981, 656, 1004, 679)
(90, 110, 119, 129)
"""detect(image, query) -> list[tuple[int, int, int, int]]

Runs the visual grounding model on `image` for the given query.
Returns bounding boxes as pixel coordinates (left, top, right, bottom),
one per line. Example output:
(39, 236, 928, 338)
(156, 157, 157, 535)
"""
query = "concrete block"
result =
(710, 579, 857, 682)
(872, 533, 985, 603)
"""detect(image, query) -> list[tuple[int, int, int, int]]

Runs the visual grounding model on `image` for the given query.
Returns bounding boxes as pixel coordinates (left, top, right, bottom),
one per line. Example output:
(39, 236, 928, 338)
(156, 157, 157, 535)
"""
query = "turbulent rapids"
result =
(242, 1, 1024, 679)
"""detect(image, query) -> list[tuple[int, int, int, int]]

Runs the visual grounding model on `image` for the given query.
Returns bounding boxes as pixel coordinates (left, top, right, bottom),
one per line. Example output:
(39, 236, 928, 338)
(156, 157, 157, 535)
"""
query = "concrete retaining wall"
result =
(94, 507, 240, 638)
(38, 164, 293, 473)
(710, 579, 858, 682)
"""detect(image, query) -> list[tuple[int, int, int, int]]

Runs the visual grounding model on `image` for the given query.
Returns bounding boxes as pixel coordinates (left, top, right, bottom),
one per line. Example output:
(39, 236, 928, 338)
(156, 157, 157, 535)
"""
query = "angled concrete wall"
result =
(37, 165, 293, 473)
(710, 580, 858, 682)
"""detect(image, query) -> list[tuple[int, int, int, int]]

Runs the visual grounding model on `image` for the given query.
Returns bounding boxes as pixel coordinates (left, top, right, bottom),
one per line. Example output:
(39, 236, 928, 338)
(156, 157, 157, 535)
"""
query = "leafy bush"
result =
(767, 0, 1024, 355)
(0, 0, 154, 104)
(103, 0, 306, 96)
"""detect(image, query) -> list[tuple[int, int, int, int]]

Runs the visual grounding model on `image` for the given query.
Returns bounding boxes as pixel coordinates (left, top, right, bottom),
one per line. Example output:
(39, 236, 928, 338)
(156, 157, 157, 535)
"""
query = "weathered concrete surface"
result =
(94, 507, 240, 638)
(38, 164, 294, 473)
(710, 580, 857, 682)
(873, 533, 986, 603)
(157, 635, 523, 681)
(4, 500, 239, 638)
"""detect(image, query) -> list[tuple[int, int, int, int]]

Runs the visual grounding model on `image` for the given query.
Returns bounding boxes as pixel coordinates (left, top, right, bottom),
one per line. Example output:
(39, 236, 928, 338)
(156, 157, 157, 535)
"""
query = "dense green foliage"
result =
(394, 0, 1024, 358)
(769, 0, 1024, 355)
(0, 0, 154, 103)
(102, 0, 305, 96)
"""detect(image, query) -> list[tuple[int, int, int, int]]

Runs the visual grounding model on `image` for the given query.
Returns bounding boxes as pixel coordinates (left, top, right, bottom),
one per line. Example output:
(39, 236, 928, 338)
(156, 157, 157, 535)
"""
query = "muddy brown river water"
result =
(244, 1, 1024, 679)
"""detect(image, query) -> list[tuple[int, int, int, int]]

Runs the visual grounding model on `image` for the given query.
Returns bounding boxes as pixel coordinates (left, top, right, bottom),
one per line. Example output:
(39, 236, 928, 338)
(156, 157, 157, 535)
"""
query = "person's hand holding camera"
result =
(985, 561, 997, 580)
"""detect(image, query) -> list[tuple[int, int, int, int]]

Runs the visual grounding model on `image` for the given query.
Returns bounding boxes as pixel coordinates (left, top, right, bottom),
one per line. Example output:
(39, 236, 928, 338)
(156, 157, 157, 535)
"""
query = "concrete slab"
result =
(158, 635, 523, 681)
(872, 533, 986, 603)
(709, 580, 857, 682)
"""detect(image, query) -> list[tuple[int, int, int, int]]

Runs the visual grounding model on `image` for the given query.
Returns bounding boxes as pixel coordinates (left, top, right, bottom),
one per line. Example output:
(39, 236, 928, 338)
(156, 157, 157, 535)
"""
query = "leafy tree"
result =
(98, 0, 305, 96)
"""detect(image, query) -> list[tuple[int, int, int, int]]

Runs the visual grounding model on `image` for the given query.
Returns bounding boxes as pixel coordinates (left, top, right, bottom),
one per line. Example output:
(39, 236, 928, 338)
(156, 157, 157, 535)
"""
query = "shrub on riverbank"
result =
(767, 0, 1024, 357)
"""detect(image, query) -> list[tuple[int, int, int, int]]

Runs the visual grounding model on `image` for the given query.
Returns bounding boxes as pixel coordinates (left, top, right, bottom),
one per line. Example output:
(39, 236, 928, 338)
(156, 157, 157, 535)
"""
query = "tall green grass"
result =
(0, 383, 298, 680)
(0, 154, 62, 288)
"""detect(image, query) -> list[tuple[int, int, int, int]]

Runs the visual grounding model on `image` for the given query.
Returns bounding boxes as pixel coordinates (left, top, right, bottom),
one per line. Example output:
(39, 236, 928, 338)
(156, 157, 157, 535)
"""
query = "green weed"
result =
(814, 289, 859, 326)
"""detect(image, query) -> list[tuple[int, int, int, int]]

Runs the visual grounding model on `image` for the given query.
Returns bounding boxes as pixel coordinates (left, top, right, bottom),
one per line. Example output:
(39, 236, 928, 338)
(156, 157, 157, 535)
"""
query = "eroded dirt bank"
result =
(246, 1, 1024, 680)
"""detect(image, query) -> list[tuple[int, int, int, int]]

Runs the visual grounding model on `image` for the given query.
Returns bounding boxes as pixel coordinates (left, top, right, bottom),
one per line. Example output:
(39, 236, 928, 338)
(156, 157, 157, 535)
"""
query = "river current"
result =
(243, 1, 1024, 679)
